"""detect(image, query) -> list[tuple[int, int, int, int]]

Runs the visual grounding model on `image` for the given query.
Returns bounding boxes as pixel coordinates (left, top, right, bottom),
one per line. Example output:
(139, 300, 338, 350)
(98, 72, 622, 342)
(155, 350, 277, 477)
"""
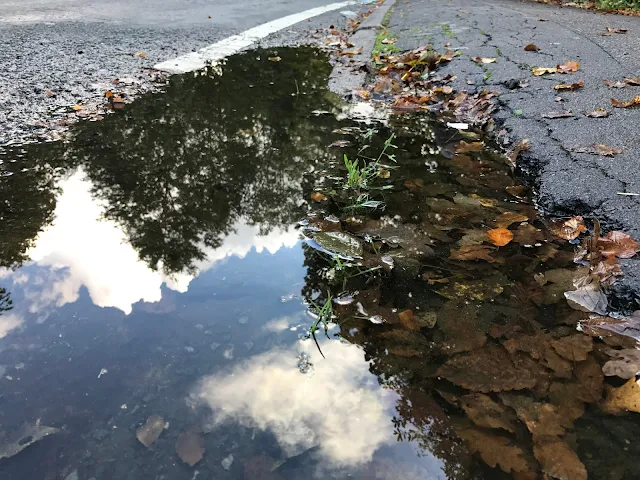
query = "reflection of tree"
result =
(0, 287, 13, 314)
(67, 47, 338, 274)
(0, 142, 65, 268)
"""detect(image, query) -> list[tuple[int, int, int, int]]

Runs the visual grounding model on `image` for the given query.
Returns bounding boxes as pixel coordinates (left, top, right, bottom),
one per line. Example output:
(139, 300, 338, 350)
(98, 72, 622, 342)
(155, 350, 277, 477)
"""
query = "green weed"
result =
(440, 24, 456, 39)
(305, 292, 334, 357)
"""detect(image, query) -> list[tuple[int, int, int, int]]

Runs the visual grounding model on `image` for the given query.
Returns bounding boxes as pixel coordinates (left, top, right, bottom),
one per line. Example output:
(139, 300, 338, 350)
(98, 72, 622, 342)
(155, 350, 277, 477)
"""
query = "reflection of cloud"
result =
(0, 313, 23, 338)
(262, 314, 300, 333)
(23, 170, 299, 314)
(196, 341, 396, 468)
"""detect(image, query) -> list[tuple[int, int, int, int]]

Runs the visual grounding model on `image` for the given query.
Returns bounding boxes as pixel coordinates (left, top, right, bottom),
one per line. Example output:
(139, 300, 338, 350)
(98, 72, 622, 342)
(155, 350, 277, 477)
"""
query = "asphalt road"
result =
(0, 0, 357, 145)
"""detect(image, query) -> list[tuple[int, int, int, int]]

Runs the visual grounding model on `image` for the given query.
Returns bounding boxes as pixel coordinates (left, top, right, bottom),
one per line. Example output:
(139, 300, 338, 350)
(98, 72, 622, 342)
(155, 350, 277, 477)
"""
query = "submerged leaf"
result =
(493, 212, 528, 228)
(455, 141, 484, 153)
(487, 228, 513, 247)
(136, 415, 165, 448)
(449, 245, 502, 263)
(499, 394, 565, 439)
(596, 230, 640, 258)
(533, 439, 587, 480)
(564, 284, 608, 315)
(176, 428, 205, 466)
(550, 334, 593, 361)
(455, 425, 529, 473)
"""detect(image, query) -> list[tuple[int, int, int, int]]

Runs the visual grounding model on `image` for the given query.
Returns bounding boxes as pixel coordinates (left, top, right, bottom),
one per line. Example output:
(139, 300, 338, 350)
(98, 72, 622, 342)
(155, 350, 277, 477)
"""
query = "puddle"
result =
(0, 46, 639, 479)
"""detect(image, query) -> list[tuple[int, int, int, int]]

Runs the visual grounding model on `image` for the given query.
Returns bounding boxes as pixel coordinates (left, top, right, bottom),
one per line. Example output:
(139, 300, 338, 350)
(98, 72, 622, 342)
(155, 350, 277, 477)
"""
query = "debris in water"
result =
(221, 454, 234, 470)
(136, 414, 166, 447)
(176, 428, 205, 467)
(297, 353, 313, 374)
(0, 421, 59, 460)
(97, 368, 108, 378)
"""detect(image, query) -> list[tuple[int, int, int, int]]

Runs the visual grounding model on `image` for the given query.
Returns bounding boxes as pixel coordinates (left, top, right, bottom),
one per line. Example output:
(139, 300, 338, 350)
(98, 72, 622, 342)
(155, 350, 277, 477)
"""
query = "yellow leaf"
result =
(136, 52, 147, 57)
(532, 67, 557, 76)
(73, 105, 83, 111)
(487, 228, 514, 247)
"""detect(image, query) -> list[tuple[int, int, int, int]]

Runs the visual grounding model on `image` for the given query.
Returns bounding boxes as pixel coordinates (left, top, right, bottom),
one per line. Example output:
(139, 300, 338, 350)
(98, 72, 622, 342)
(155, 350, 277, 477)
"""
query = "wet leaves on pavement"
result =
(612, 95, 640, 108)
(471, 57, 497, 64)
(554, 81, 585, 91)
(569, 144, 622, 156)
(584, 107, 609, 118)
(605, 79, 628, 88)
(597, 230, 640, 258)
(542, 110, 574, 119)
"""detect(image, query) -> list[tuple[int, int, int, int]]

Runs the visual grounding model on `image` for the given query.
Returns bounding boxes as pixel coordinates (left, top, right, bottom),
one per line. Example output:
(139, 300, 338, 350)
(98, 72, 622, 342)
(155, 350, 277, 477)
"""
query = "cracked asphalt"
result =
(0, 0, 358, 146)
(387, 0, 640, 305)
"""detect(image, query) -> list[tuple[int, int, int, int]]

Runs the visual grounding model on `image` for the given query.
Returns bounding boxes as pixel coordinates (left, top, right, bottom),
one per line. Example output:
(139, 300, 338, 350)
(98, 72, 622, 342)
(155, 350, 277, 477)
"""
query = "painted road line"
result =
(154, 1, 357, 74)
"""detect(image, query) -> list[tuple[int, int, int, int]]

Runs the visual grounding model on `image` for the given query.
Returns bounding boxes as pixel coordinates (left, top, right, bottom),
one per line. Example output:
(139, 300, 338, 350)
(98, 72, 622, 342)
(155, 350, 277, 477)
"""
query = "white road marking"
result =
(154, 1, 356, 74)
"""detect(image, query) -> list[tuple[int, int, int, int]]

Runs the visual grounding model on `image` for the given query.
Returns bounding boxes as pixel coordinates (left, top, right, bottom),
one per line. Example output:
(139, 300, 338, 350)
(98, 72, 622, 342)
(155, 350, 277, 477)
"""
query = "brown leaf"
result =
(176, 428, 204, 466)
(554, 81, 584, 91)
(541, 110, 574, 119)
(547, 216, 587, 240)
(439, 49, 459, 62)
(449, 245, 502, 263)
(487, 228, 514, 247)
(499, 394, 565, 439)
(612, 95, 640, 108)
(512, 224, 545, 245)
(398, 309, 420, 331)
(524, 43, 539, 52)
(493, 211, 528, 228)
(597, 231, 640, 258)
(605, 27, 628, 34)
(625, 77, 640, 86)
(268, 56, 282, 62)
(506, 139, 530, 166)
(570, 143, 622, 156)
(584, 107, 609, 118)
(580, 312, 640, 345)
(436, 345, 542, 392)
(136, 52, 147, 57)
(550, 334, 593, 361)
(455, 425, 530, 473)
(310, 192, 328, 202)
(136, 415, 165, 447)
(603, 349, 640, 379)
(533, 439, 587, 480)
(602, 378, 640, 414)
(556, 61, 580, 73)
(472, 57, 497, 64)
(605, 79, 627, 88)
(455, 141, 484, 153)
(532, 66, 557, 76)
(449, 393, 519, 432)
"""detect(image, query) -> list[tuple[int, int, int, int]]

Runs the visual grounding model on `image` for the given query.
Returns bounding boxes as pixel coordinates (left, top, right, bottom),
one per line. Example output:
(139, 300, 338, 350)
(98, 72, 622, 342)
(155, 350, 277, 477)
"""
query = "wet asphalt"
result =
(387, 0, 640, 305)
(0, 0, 357, 145)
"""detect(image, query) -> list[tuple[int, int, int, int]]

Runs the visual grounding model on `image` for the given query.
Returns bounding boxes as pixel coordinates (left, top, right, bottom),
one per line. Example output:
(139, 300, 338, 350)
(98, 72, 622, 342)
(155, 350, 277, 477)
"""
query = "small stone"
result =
(221, 454, 234, 470)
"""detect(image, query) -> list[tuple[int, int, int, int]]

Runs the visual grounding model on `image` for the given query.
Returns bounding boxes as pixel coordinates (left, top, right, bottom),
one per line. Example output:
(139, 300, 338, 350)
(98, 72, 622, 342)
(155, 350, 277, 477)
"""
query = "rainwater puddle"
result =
(0, 46, 639, 480)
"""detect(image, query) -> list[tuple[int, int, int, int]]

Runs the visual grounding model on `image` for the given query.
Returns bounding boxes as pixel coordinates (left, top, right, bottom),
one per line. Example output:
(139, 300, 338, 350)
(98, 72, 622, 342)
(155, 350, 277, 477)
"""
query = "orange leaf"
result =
(136, 52, 147, 57)
(524, 44, 539, 52)
(311, 192, 328, 202)
(611, 95, 640, 108)
(554, 81, 584, 91)
(487, 228, 514, 247)
(556, 61, 580, 73)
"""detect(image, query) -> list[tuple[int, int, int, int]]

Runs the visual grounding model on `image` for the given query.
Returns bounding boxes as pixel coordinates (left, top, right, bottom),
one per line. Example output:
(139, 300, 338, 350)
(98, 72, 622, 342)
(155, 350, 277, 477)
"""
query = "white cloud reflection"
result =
(0, 313, 23, 339)
(21, 170, 299, 315)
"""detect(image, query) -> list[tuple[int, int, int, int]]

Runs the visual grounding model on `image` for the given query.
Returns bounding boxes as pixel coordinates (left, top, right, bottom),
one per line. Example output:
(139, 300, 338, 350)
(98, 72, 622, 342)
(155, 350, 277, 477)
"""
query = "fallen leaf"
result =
(398, 309, 420, 331)
(524, 43, 539, 52)
(112, 78, 120, 85)
(73, 105, 83, 111)
(612, 95, 640, 108)
(603, 349, 640, 379)
(449, 245, 502, 263)
(353, 88, 371, 99)
(584, 108, 609, 118)
(442, 392, 518, 432)
(339, 47, 363, 56)
(436, 345, 544, 392)
(605, 27, 628, 34)
(310, 192, 328, 202)
(105, 90, 114, 99)
(136, 415, 165, 447)
(533, 439, 587, 480)
(532, 67, 557, 76)
(506, 139, 530, 166)
(45, 89, 56, 98)
(512, 223, 545, 245)
(268, 56, 282, 62)
(444, 41, 452, 47)
(493, 211, 528, 228)
(455, 425, 530, 473)
(605, 79, 627, 88)
(328, 140, 352, 148)
(547, 216, 587, 240)
(455, 141, 484, 153)
(499, 394, 565, 439)
(550, 334, 593, 361)
(487, 228, 514, 247)
(541, 110, 574, 119)
(564, 283, 608, 315)
(381, 38, 397, 44)
(176, 428, 204, 466)
(625, 77, 640, 86)
(472, 57, 497, 64)
(597, 230, 640, 258)
(554, 81, 584, 91)
(570, 144, 622, 156)
(556, 61, 580, 73)
(602, 378, 640, 414)
(136, 52, 147, 57)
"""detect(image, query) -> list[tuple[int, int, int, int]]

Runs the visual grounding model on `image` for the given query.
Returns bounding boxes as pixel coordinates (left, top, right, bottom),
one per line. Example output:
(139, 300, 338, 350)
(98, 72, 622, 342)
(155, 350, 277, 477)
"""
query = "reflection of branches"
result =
(65, 47, 337, 274)
(0, 288, 13, 314)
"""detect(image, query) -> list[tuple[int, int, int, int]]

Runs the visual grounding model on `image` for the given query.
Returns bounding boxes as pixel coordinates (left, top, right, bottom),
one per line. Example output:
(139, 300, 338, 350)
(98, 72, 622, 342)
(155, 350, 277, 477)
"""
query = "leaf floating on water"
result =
(311, 231, 363, 259)
(597, 230, 640, 258)
(603, 349, 640, 379)
(472, 57, 497, 64)
(564, 283, 608, 315)
(533, 439, 587, 480)
(541, 110, 574, 119)
(449, 245, 503, 263)
(554, 81, 584, 91)
(584, 108, 609, 118)
(570, 144, 622, 156)
(487, 228, 513, 247)
(524, 43, 539, 52)
(454, 424, 530, 473)
(547, 216, 587, 240)
(612, 95, 640, 108)
(136, 415, 165, 447)
(328, 140, 352, 148)
(176, 428, 205, 467)
(602, 378, 640, 414)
